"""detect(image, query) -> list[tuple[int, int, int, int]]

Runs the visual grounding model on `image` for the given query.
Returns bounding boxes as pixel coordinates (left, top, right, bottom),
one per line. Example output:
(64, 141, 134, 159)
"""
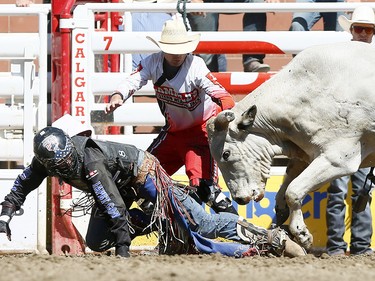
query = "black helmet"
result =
(33, 126, 79, 178)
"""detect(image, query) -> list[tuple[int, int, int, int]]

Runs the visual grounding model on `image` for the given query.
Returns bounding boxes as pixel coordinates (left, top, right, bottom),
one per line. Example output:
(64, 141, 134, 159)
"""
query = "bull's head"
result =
(207, 105, 269, 204)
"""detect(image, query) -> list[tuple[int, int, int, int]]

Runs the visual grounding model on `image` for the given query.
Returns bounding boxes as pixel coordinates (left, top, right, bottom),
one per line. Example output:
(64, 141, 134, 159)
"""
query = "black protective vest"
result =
(70, 136, 143, 190)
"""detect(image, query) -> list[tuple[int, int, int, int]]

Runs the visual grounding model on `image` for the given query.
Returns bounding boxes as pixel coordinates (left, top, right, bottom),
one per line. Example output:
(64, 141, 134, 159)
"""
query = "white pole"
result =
(36, 8, 50, 256)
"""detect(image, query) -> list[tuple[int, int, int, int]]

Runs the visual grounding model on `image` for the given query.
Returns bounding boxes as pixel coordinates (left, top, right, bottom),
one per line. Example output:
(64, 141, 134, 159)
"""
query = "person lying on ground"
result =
(0, 126, 306, 258)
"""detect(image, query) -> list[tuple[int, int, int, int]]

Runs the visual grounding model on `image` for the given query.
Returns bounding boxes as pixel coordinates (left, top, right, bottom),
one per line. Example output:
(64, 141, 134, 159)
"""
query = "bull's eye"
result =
(222, 150, 230, 161)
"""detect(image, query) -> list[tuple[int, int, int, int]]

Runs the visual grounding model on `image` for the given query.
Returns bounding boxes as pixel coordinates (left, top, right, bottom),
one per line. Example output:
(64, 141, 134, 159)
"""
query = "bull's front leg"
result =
(288, 205, 312, 249)
(275, 159, 308, 226)
(285, 185, 313, 249)
(285, 152, 360, 250)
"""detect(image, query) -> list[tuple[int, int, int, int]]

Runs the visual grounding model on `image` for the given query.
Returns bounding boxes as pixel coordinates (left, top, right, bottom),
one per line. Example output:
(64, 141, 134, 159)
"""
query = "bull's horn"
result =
(214, 110, 235, 131)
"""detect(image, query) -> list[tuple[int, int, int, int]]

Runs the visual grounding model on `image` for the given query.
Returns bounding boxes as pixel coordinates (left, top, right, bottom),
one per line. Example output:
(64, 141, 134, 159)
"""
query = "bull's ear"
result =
(238, 105, 257, 130)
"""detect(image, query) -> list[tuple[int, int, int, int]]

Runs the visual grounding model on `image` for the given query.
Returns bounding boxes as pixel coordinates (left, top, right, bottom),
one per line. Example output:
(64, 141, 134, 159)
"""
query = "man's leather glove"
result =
(0, 220, 11, 241)
(0, 201, 16, 241)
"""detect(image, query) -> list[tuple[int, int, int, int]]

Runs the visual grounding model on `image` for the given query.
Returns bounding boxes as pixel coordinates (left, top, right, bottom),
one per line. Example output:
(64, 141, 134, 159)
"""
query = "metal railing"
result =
(66, 2, 366, 148)
(0, 3, 50, 255)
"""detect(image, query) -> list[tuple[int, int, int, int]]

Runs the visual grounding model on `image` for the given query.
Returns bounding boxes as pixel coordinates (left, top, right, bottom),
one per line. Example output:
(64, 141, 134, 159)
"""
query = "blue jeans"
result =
(86, 175, 244, 252)
(171, 182, 242, 241)
(141, 174, 243, 241)
(289, 0, 344, 32)
(222, 0, 266, 65)
(326, 168, 373, 255)
(188, 13, 227, 72)
(190, 0, 266, 69)
(242, 0, 266, 65)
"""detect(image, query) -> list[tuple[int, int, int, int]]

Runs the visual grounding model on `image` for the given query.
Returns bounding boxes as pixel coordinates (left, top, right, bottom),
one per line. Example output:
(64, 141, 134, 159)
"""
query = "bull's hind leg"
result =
(275, 158, 308, 226)
(285, 155, 359, 250)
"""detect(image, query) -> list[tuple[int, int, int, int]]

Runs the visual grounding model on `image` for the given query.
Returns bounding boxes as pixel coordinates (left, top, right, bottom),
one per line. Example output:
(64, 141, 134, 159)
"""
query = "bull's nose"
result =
(234, 196, 251, 205)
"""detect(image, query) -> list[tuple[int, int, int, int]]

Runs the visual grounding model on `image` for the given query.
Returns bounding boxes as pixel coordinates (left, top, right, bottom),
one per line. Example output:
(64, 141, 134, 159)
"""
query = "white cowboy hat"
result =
(338, 5, 375, 33)
(146, 18, 200, 54)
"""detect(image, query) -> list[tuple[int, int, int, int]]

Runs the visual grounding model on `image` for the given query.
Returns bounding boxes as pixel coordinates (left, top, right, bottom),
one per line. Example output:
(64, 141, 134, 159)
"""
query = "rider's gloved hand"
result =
(0, 201, 16, 241)
(0, 220, 11, 241)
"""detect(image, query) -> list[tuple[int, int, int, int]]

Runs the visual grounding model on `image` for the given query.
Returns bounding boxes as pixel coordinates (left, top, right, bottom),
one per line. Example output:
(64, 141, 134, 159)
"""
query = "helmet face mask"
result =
(34, 127, 79, 179)
(44, 147, 79, 178)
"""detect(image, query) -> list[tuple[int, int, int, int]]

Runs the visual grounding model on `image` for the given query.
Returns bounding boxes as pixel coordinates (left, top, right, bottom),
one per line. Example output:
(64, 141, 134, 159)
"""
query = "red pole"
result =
(51, 0, 76, 122)
(51, 0, 86, 255)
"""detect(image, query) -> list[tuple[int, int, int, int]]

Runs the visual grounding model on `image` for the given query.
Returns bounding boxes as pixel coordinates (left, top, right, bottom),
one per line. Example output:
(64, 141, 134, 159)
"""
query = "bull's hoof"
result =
(297, 232, 313, 250)
(301, 236, 313, 250)
(275, 207, 290, 226)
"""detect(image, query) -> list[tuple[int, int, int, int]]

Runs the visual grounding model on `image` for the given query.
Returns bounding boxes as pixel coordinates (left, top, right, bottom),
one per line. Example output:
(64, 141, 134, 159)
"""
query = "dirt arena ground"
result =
(1, 251, 375, 281)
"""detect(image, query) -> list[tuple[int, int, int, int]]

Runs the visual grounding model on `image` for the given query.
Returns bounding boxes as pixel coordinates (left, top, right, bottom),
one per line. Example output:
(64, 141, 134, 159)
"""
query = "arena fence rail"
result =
(0, 4, 49, 254)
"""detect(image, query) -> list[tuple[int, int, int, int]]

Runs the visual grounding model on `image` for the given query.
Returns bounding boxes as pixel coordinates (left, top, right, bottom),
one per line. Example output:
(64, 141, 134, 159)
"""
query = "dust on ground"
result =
(0, 252, 374, 281)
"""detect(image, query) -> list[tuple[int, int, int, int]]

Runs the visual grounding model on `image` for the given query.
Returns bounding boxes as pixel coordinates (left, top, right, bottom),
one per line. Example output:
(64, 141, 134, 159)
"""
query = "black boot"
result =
(128, 208, 153, 240)
(237, 219, 306, 257)
(196, 179, 238, 215)
(115, 245, 130, 258)
(208, 187, 238, 214)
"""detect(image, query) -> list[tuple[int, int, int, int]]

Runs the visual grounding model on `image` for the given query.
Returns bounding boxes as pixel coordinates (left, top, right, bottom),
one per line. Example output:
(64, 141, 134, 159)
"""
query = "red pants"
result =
(147, 123, 218, 187)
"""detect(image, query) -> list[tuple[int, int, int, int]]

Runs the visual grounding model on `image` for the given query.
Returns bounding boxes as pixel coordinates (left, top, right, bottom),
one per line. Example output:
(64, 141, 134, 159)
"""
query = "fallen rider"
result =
(0, 126, 306, 258)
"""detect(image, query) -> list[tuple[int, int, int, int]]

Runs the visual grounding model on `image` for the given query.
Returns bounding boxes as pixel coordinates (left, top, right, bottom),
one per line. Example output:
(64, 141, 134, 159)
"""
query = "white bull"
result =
(207, 41, 375, 250)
